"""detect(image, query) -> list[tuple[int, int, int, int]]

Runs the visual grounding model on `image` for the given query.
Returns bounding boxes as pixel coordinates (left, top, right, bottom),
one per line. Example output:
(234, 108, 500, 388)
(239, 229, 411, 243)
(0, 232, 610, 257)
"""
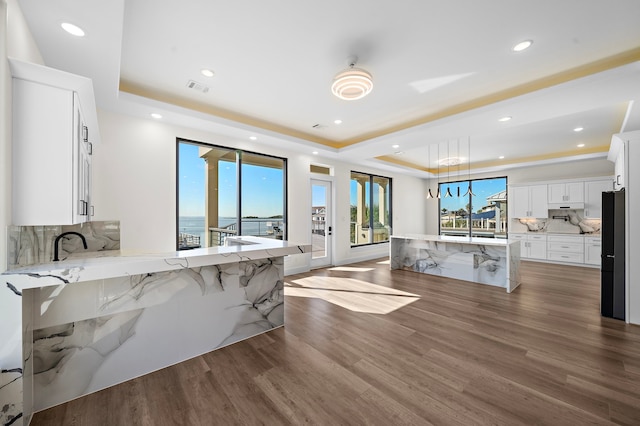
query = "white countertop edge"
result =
(391, 234, 514, 247)
(3, 237, 311, 290)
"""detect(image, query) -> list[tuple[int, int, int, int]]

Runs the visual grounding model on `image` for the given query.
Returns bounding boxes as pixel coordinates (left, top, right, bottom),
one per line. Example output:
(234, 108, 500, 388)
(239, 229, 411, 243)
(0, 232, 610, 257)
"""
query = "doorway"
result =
(311, 179, 332, 268)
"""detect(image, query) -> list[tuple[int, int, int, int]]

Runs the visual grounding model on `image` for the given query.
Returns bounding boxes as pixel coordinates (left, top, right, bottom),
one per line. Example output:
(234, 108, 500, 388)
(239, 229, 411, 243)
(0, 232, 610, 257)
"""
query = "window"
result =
(439, 177, 507, 238)
(350, 172, 392, 246)
(177, 139, 287, 249)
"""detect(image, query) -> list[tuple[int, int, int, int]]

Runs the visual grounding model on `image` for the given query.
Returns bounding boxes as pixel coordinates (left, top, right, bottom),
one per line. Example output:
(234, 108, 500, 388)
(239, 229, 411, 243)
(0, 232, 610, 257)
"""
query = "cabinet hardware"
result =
(90, 205, 95, 217)
(82, 125, 88, 142)
(88, 142, 93, 155)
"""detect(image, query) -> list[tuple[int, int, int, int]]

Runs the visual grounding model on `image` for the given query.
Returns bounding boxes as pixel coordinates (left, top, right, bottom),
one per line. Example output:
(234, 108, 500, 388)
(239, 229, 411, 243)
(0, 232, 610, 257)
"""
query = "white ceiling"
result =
(15, 0, 640, 177)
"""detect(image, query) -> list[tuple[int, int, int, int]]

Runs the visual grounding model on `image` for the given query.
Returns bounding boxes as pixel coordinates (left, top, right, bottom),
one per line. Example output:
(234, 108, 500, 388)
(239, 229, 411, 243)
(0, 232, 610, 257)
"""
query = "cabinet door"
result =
(584, 180, 613, 218)
(565, 182, 584, 202)
(614, 146, 625, 190)
(585, 242, 601, 265)
(528, 240, 548, 260)
(511, 186, 531, 217)
(529, 185, 548, 218)
(547, 183, 565, 203)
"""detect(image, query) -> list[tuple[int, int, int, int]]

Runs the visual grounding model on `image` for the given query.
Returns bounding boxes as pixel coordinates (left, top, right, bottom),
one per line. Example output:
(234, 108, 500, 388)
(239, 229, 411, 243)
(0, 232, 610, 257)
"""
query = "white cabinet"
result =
(510, 233, 547, 260)
(584, 236, 601, 266)
(613, 144, 625, 190)
(511, 185, 548, 218)
(584, 180, 613, 218)
(547, 235, 584, 264)
(10, 60, 99, 226)
(548, 182, 584, 203)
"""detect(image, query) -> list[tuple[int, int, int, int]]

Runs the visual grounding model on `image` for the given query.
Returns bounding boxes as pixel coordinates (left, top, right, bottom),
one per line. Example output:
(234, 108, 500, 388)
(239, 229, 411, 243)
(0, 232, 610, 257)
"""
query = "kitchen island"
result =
(0, 236, 310, 426)
(390, 234, 521, 293)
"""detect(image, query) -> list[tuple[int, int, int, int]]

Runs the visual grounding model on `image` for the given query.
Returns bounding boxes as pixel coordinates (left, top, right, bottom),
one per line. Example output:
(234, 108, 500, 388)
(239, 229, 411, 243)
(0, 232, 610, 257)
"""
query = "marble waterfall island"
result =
(0, 236, 310, 426)
(390, 235, 521, 293)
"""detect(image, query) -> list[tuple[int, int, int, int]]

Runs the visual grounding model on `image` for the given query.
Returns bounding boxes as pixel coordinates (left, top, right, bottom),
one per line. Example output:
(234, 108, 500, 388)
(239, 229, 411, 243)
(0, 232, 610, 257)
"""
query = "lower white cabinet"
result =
(510, 233, 547, 260)
(547, 235, 584, 264)
(584, 236, 602, 266)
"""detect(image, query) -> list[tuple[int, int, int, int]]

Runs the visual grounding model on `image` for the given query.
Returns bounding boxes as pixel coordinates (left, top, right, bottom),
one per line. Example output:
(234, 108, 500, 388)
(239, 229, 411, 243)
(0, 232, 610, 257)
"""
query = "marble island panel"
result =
(390, 235, 521, 293)
(1, 236, 310, 426)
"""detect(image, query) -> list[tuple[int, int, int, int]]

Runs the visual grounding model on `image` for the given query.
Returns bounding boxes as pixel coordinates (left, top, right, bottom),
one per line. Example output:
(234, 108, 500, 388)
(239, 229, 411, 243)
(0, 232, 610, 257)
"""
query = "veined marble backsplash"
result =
(510, 210, 601, 234)
(6, 221, 120, 270)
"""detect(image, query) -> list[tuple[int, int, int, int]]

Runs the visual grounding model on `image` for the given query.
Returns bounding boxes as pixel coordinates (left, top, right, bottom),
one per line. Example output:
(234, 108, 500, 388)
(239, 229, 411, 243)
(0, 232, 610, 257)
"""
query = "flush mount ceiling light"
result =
(498, 116, 512, 122)
(249, 136, 257, 140)
(512, 40, 533, 52)
(61, 22, 85, 37)
(574, 127, 584, 132)
(150, 113, 162, 119)
(334, 119, 343, 125)
(331, 57, 373, 101)
(577, 143, 585, 147)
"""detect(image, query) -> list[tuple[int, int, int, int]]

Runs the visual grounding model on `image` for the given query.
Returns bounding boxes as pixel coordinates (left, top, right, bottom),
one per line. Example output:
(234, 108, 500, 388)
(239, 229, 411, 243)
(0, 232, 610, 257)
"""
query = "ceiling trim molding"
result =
(118, 80, 339, 147)
(119, 47, 640, 150)
(339, 47, 640, 148)
(376, 144, 611, 174)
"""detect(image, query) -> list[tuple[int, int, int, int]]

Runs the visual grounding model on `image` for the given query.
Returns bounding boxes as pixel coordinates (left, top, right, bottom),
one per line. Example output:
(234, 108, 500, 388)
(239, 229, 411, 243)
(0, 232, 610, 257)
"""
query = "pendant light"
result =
(456, 139, 461, 197)
(444, 141, 453, 197)
(463, 136, 476, 197)
(436, 143, 441, 199)
(426, 144, 434, 199)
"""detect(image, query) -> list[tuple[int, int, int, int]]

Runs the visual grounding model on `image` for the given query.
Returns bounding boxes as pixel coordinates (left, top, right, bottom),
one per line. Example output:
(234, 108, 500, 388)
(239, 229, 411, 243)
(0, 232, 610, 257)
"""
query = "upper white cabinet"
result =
(548, 182, 584, 203)
(511, 184, 548, 218)
(10, 59, 100, 226)
(584, 179, 613, 218)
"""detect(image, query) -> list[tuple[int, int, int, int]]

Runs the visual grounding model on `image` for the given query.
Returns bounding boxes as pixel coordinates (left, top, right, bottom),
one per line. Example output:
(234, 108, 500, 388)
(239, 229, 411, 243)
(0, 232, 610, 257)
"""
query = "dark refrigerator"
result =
(601, 190, 625, 320)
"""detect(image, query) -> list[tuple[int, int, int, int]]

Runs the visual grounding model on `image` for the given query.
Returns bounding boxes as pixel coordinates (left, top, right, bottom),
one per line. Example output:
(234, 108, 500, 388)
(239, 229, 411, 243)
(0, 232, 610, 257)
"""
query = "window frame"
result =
(176, 138, 288, 250)
(350, 171, 393, 247)
(438, 176, 508, 238)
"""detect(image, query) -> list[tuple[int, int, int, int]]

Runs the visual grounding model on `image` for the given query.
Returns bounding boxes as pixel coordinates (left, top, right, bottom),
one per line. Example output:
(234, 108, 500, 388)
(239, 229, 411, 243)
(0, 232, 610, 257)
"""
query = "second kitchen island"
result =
(390, 234, 521, 293)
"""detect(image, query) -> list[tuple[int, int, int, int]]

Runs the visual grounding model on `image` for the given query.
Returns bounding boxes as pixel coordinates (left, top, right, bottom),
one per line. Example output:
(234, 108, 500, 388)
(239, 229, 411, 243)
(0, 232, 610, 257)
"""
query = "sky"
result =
(178, 143, 284, 217)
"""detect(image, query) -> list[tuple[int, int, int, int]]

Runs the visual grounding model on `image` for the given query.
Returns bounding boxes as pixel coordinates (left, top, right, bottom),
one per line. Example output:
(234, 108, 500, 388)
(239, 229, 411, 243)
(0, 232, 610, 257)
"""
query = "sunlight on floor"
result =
(326, 266, 375, 272)
(285, 276, 420, 314)
(376, 259, 390, 265)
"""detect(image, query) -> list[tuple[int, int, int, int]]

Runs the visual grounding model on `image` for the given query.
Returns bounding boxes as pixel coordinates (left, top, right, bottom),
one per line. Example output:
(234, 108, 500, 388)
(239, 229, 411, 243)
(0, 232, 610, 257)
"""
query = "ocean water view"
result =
(178, 216, 284, 246)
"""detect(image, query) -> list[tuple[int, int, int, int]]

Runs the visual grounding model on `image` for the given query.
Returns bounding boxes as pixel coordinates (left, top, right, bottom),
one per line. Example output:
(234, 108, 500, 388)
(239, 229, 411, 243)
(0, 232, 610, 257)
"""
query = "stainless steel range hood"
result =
(548, 202, 585, 210)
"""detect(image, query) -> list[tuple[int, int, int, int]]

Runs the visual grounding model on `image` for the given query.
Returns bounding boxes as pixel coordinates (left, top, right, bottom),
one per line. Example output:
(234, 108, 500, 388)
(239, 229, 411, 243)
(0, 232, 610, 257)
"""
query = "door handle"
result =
(605, 254, 615, 258)
(328, 226, 332, 236)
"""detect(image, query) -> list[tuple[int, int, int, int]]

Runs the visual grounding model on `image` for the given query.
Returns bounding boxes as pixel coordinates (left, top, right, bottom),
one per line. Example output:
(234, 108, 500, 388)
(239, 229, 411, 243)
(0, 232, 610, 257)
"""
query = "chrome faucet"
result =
(53, 231, 88, 261)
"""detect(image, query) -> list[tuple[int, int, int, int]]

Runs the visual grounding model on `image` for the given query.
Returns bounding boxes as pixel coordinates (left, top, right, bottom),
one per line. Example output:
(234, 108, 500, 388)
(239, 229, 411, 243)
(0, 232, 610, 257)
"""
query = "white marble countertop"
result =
(2, 236, 310, 290)
(391, 234, 514, 247)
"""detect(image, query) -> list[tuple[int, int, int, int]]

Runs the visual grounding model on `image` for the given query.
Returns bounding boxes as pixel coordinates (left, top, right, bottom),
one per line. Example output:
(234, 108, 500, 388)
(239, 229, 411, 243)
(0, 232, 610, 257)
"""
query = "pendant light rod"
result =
(426, 144, 434, 199)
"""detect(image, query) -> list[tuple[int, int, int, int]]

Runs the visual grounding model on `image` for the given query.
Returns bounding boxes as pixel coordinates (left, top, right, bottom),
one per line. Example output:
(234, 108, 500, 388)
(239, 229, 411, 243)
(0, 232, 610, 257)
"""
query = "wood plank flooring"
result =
(31, 259, 640, 425)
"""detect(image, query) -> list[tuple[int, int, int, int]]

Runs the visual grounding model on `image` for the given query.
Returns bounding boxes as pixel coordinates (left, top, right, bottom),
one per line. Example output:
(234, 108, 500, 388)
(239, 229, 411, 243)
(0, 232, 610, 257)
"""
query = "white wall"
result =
(424, 158, 615, 234)
(1, 0, 44, 272)
(94, 109, 426, 273)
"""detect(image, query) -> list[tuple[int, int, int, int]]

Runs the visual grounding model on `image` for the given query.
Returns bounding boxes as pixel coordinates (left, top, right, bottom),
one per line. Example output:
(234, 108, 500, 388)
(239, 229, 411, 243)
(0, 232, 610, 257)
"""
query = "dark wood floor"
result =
(31, 260, 640, 425)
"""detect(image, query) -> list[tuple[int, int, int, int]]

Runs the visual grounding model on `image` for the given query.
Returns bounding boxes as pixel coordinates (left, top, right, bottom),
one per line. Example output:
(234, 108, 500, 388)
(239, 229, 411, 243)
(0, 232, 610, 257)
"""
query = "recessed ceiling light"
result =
(573, 127, 584, 132)
(249, 136, 257, 141)
(577, 143, 585, 148)
(512, 40, 533, 52)
(201, 69, 214, 78)
(394, 151, 404, 155)
(392, 144, 400, 149)
(499, 156, 505, 159)
(312, 151, 319, 155)
(498, 116, 512, 122)
(150, 113, 162, 119)
(61, 22, 85, 37)
(334, 119, 343, 125)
